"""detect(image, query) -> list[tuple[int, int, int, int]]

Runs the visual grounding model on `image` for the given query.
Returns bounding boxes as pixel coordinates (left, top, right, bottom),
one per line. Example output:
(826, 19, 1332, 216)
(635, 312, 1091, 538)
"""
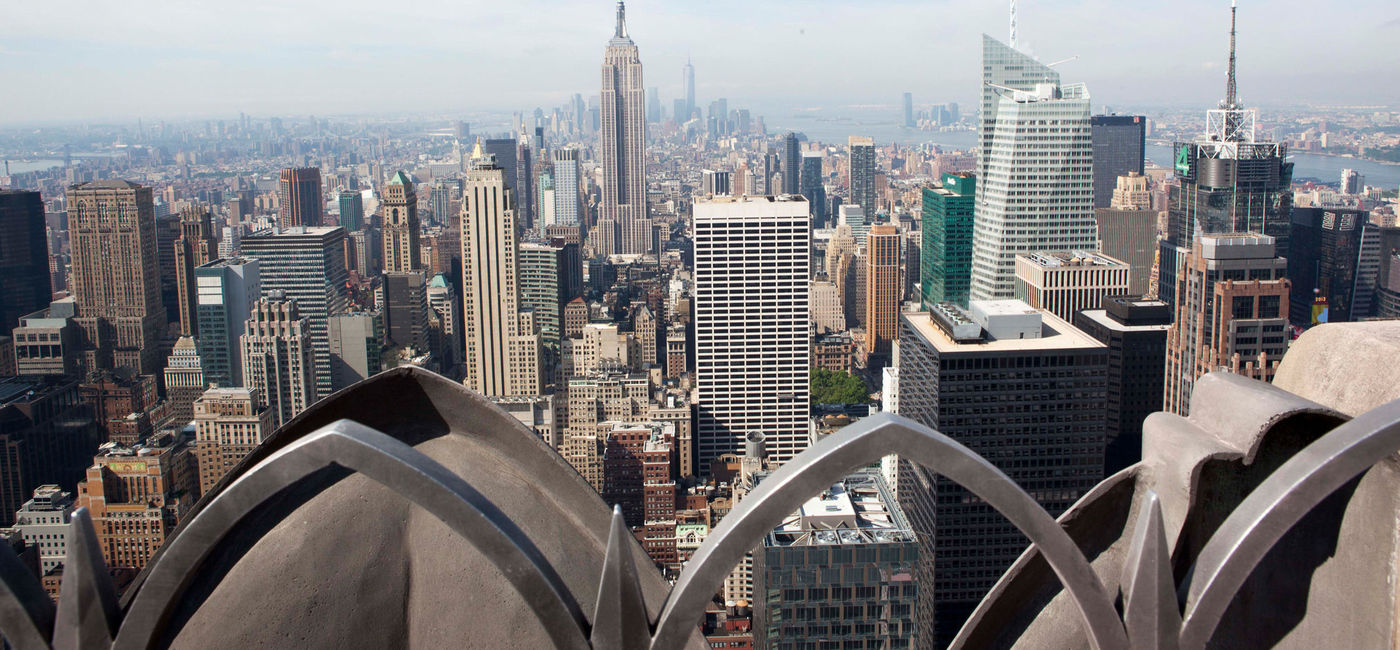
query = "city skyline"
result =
(2, 0, 1398, 125)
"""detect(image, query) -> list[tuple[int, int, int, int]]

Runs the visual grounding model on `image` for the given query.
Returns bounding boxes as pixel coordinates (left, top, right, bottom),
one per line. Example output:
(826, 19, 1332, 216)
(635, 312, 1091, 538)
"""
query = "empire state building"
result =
(597, 1, 651, 255)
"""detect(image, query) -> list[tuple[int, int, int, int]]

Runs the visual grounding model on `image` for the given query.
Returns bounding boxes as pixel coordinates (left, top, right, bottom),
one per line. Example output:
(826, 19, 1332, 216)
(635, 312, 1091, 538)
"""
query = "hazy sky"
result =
(2, 0, 1397, 125)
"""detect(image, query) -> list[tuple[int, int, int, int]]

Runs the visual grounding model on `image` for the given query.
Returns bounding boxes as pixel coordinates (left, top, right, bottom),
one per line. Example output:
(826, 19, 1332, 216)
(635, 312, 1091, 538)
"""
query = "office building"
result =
(328, 311, 383, 391)
(0, 375, 97, 527)
(701, 170, 731, 197)
(460, 147, 536, 397)
(1340, 168, 1364, 195)
(156, 214, 181, 328)
(552, 148, 581, 226)
(537, 173, 557, 229)
(840, 204, 869, 247)
(382, 272, 431, 355)
(970, 75, 1097, 300)
(162, 336, 205, 425)
(381, 171, 421, 273)
(799, 153, 826, 226)
(809, 280, 845, 334)
(1074, 297, 1171, 474)
(67, 181, 166, 377)
(897, 300, 1106, 646)
(780, 133, 801, 196)
(173, 206, 218, 337)
(240, 227, 348, 400)
(77, 434, 198, 573)
(338, 190, 364, 231)
(10, 485, 73, 574)
(193, 258, 260, 389)
(753, 471, 918, 649)
(240, 297, 314, 428)
(848, 136, 876, 215)
(865, 224, 902, 366)
(1164, 234, 1290, 416)
(426, 275, 463, 375)
(903, 92, 915, 127)
(693, 195, 810, 467)
(598, 2, 651, 255)
(979, 35, 1059, 181)
(1090, 115, 1147, 209)
(0, 191, 51, 338)
(921, 172, 976, 309)
(1287, 207, 1382, 327)
(1013, 251, 1130, 324)
(1093, 174, 1158, 297)
(277, 167, 322, 228)
(192, 387, 275, 495)
(1159, 5, 1292, 310)
(11, 300, 79, 377)
(482, 138, 519, 196)
(683, 57, 695, 119)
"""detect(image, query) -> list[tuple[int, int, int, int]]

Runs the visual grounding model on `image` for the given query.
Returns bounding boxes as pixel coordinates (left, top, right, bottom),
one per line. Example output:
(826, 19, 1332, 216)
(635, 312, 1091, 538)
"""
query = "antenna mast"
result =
(1225, 0, 1237, 108)
(1010, 0, 1018, 50)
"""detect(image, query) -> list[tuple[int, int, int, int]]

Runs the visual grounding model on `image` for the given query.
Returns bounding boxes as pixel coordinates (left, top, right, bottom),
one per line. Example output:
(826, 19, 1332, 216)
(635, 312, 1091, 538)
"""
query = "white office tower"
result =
(552, 148, 581, 226)
(693, 196, 811, 468)
(598, 1, 650, 254)
(970, 74, 1097, 300)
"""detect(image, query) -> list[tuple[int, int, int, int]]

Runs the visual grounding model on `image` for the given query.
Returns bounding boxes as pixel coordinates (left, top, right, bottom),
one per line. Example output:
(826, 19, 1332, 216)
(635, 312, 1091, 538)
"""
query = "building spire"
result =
(1226, 0, 1237, 109)
(615, 1, 627, 39)
(1009, 0, 1017, 50)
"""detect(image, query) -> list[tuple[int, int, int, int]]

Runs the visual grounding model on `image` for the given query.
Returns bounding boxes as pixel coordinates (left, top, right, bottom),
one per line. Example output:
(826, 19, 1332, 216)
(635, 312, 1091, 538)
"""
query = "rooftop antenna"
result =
(1009, 0, 1017, 50)
(1224, 0, 1238, 109)
(615, 1, 627, 40)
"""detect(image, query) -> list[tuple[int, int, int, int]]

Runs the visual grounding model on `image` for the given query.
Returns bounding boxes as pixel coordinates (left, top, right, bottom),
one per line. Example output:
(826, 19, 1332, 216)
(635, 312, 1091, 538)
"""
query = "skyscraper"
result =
(1013, 251, 1131, 324)
(598, 1, 650, 255)
(780, 133, 801, 196)
(277, 167, 322, 228)
(240, 227, 348, 400)
(979, 35, 1059, 181)
(1158, 3, 1292, 310)
(921, 172, 976, 309)
(1090, 115, 1147, 209)
(683, 57, 695, 121)
(194, 258, 260, 389)
(162, 336, 205, 425)
(694, 195, 810, 468)
(799, 153, 826, 226)
(700, 170, 731, 197)
(1163, 234, 1290, 416)
(1074, 297, 1170, 475)
(338, 190, 364, 231)
(240, 297, 314, 428)
(552, 148, 581, 226)
(192, 386, 275, 495)
(847, 136, 876, 215)
(970, 57, 1096, 300)
(67, 180, 166, 377)
(174, 206, 218, 337)
(865, 224, 902, 367)
(381, 171, 421, 273)
(460, 148, 535, 397)
(1288, 207, 1382, 327)
(1094, 173, 1158, 297)
(0, 190, 51, 338)
(903, 92, 914, 127)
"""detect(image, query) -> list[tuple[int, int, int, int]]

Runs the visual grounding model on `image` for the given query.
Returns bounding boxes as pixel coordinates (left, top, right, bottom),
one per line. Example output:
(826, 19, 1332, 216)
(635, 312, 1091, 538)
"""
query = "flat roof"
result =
(1076, 309, 1171, 334)
(1020, 250, 1128, 268)
(904, 307, 1105, 353)
(766, 473, 914, 547)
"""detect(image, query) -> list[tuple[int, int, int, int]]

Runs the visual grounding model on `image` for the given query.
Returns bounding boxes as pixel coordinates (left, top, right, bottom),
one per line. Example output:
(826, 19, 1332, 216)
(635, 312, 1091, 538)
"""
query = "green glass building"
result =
(920, 172, 976, 309)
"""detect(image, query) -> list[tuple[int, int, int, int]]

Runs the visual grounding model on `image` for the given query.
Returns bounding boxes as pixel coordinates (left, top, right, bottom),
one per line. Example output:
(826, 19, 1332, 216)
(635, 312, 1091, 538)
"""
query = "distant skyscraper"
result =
(67, 180, 165, 376)
(921, 172, 976, 309)
(1090, 115, 1147, 209)
(647, 87, 661, 123)
(240, 227, 348, 400)
(1340, 168, 1364, 195)
(694, 195, 810, 467)
(683, 57, 695, 120)
(847, 136, 876, 215)
(799, 153, 826, 226)
(598, 1, 650, 255)
(461, 148, 535, 397)
(979, 35, 1059, 181)
(0, 190, 51, 338)
(700, 170, 731, 196)
(382, 272, 431, 354)
(482, 138, 519, 197)
(174, 206, 218, 337)
(240, 297, 314, 428)
(970, 54, 1096, 300)
(381, 171, 421, 273)
(1158, 4, 1292, 310)
(327, 311, 383, 391)
(865, 225, 901, 367)
(338, 190, 363, 231)
(429, 180, 457, 227)
(903, 92, 914, 127)
(194, 257, 260, 388)
(277, 167, 322, 228)
(1163, 234, 1290, 416)
(1095, 173, 1158, 296)
(553, 148, 581, 226)
(1288, 207, 1381, 327)
(780, 133, 801, 196)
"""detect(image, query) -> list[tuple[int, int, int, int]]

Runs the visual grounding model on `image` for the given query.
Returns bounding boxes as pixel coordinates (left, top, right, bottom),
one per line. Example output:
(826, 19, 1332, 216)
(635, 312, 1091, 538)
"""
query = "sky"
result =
(1, 0, 1398, 125)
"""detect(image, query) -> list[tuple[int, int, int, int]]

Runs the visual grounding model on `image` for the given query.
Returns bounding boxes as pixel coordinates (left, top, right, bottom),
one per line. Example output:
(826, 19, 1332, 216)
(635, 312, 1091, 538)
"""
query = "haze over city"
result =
(3, 0, 1399, 124)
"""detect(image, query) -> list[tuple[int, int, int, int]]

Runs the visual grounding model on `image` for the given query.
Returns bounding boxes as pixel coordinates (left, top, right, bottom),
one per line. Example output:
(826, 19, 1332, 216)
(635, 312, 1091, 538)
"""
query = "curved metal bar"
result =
(651, 413, 1129, 650)
(115, 419, 589, 650)
(0, 532, 54, 650)
(1179, 397, 1400, 649)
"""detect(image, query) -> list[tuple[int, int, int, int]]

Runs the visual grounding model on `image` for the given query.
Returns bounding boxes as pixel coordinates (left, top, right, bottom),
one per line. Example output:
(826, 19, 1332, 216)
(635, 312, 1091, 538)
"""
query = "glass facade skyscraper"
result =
(1090, 115, 1146, 209)
(921, 172, 976, 309)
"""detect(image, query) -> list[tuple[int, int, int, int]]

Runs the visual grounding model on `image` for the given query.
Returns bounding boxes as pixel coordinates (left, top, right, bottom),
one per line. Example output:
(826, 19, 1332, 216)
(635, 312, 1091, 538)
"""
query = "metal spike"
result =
(53, 507, 119, 650)
(1121, 492, 1180, 650)
(0, 533, 56, 650)
(591, 505, 650, 649)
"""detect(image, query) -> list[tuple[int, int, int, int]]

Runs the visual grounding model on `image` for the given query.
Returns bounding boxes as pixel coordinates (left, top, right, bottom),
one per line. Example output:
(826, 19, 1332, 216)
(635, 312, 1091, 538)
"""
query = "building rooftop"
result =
(1020, 250, 1129, 269)
(767, 472, 914, 547)
(906, 302, 1104, 353)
